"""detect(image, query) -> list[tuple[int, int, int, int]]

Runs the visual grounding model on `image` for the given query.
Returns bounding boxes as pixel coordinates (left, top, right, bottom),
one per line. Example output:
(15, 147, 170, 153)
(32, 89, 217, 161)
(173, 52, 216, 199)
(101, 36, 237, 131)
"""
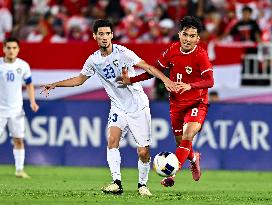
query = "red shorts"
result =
(170, 102, 208, 136)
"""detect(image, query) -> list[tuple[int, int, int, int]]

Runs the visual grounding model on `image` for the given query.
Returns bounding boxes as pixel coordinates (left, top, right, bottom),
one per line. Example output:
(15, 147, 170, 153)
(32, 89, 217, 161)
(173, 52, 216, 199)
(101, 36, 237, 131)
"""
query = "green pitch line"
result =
(0, 165, 271, 205)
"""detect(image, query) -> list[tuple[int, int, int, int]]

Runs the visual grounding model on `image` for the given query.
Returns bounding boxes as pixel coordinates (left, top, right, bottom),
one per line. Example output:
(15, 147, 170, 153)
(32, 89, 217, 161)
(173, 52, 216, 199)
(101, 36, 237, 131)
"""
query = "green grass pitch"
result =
(0, 165, 271, 205)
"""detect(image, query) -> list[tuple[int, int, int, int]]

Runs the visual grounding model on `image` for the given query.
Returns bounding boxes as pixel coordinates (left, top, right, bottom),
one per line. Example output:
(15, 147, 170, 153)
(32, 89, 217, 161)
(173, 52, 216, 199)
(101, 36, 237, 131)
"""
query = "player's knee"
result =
(107, 135, 119, 148)
(13, 138, 24, 148)
(182, 131, 196, 140)
(175, 135, 182, 147)
(138, 148, 150, 162)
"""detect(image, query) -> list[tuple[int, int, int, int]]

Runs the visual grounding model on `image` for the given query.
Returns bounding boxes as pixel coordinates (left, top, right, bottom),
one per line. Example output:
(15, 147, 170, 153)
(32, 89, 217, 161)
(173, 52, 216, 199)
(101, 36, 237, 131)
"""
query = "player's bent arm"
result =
(130, 61, 167, 83)
(135, 60, 176, 92)
(135, 60, 166, 81)
(190, 70, 214, 89)
(130, 72, 153, 83)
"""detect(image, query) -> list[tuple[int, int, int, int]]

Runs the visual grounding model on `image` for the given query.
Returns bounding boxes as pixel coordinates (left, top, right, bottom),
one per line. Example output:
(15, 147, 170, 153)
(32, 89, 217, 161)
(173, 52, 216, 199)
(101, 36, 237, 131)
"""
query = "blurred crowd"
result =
(0, 0, 271, 44)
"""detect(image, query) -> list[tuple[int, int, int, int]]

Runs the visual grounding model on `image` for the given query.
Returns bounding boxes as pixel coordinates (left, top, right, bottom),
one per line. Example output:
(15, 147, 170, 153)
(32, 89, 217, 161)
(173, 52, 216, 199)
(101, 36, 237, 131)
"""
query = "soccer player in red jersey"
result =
(118, 16, 214, 186)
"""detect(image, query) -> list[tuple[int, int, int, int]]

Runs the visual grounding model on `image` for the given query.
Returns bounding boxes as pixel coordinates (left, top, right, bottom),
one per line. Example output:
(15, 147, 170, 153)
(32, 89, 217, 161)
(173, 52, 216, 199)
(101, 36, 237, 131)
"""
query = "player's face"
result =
(178, 27, 200, 52)
(3, 42, 20, 60)
(93, 27, 113, 50)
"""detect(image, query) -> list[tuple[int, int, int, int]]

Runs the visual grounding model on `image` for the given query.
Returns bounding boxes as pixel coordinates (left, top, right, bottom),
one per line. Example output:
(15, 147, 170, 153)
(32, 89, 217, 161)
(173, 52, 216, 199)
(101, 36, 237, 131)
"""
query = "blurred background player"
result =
(209, 90, 220, 103)
(0, 37, 39, 178)
(119, 16, 214, 186)
(40, 19, 176, 196)
(222, 5, 262, 43)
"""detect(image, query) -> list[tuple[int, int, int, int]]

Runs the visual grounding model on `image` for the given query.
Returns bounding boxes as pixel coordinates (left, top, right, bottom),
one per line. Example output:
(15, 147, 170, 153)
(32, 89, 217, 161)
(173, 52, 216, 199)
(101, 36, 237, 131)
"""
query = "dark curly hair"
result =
(93, 19, 113, 33)
(179, 16, 203, 34)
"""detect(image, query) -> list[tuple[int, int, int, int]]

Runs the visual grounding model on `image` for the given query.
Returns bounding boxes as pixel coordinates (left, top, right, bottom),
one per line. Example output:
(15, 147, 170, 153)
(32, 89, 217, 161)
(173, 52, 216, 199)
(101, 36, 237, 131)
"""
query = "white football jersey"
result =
(81, 44, 149, 113)
(0, 57, 31, 117)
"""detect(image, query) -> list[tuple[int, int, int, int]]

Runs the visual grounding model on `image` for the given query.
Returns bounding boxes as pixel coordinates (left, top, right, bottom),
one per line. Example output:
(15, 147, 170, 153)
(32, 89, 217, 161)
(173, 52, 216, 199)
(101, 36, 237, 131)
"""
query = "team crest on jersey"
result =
(113, 60, 119, 67)
(185, 66, 192, 74)
(16, 68, 22, 74)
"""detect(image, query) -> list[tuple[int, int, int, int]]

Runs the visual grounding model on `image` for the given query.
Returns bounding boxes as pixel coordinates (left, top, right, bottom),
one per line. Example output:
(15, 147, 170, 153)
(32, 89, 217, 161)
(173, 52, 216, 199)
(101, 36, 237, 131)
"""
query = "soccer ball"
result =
(153, 151, 179, 177)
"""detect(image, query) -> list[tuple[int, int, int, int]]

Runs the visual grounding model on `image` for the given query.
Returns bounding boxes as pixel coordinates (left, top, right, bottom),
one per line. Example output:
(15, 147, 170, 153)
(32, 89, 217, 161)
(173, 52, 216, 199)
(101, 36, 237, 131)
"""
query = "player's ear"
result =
(178, 31, 182, 37)
(197, 36, 200, 42)
(93, 33, 97, 40)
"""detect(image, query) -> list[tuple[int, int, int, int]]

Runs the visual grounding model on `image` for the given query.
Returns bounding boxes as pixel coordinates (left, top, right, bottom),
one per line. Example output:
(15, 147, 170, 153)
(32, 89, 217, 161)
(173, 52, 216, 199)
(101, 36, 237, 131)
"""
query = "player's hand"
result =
(175, 82, 191, 93)
(116, 67, 131, 85)
(164, 78, 178, 93)
(40, 83, 56, 98)
(30, 101, 39, 112)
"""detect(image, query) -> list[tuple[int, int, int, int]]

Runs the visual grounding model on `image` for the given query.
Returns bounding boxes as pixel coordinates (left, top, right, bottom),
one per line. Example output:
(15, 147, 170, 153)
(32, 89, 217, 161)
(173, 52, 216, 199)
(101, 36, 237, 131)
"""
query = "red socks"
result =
(175, 140, 194, 168)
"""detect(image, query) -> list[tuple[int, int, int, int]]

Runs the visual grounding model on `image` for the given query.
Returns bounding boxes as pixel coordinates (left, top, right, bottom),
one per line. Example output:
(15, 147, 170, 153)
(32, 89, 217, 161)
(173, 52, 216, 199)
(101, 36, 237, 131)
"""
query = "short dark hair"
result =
(209, 91, 219, 96)
(242, 6, 252, 13)
(93, 19, 113, 33)
(179, 16, 203, 34)
(3, 37, 20, 47)
(3, 37, 20, 46)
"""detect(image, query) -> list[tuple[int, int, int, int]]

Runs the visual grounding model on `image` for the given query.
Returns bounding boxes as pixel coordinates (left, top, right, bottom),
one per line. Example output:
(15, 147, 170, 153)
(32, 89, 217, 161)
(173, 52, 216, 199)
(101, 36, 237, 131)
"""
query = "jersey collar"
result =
(180, 45, 197, 55)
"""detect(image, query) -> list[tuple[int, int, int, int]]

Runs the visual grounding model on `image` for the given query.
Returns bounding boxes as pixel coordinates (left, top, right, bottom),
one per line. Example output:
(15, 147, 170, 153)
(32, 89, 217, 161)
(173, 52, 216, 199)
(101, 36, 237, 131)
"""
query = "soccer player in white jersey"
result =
(40, 19, 177, 196)
(0, 37, 39, 178)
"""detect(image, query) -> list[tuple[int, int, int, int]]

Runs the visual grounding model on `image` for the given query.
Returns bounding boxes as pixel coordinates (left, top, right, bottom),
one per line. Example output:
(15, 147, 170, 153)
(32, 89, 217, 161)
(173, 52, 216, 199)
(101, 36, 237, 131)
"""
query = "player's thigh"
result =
(170, 109, 186, 137)
(8, 115, 25, 138)
(183, 122, 202, 139)
(183, 103, 208, 138)
(184, 103, 208, 125)
(0, 117, 8, 136)
(127, 107, 152, 147)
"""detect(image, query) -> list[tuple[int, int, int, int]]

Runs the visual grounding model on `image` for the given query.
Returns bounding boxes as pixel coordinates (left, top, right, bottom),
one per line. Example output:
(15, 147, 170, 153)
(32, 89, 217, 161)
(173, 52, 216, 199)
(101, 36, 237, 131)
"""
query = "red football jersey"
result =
(158, 43, 213, 105)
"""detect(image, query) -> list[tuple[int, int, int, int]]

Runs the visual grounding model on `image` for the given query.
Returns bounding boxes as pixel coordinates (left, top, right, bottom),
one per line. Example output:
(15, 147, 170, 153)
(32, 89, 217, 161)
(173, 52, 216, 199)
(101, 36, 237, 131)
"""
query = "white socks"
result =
(107, 147, 121, 181)
(107, 147, 150, 185)
(138, 159, 150, 185)
(13, 149, 25, 171)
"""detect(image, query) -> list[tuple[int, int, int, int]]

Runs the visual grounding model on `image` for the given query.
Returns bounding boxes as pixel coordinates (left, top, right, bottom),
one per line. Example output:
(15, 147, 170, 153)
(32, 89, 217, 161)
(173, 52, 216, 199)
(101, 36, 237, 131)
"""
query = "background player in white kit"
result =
(0, 37, 39, 178)
(41, 19, 177, 196)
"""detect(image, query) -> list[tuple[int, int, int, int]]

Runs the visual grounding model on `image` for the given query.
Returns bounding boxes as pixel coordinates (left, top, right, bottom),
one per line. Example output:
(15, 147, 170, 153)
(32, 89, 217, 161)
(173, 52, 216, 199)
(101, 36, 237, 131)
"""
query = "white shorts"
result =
(0, 113, 25, 138)
(108, 106, 152, 147)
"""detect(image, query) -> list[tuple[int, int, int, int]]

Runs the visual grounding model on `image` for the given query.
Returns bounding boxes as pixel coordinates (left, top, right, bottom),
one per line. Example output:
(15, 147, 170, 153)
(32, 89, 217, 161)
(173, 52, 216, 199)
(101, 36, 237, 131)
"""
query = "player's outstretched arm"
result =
(40, 74, 89, 98)
(136, 60, 177, 93)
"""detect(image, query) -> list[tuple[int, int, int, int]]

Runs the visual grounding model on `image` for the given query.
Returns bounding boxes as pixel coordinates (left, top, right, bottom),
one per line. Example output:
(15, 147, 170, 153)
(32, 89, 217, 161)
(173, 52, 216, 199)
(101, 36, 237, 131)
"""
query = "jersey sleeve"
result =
(121, 46, 142, 67)
(81, 56, 95, 77)
(157, 48, 170, 68)
(22, 62, 31, 79)
(190, 70, 214, 89)
(198, 50, 213, 75)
